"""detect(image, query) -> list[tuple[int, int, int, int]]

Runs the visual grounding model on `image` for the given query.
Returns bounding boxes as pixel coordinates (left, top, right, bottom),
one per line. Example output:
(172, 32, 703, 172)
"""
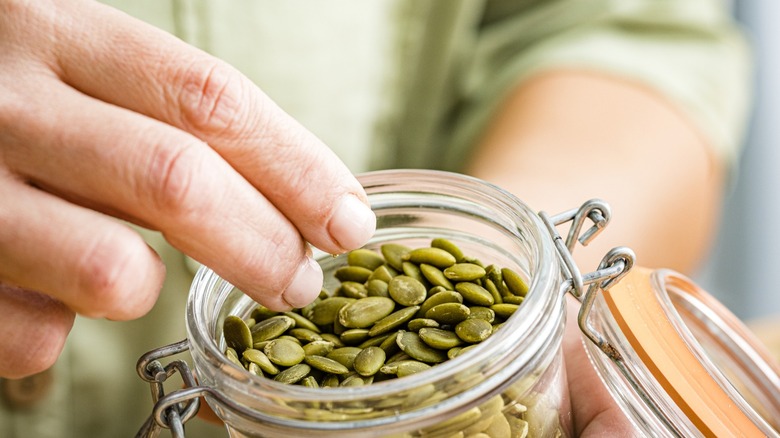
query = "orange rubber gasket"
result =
(602, 267, 762, 437)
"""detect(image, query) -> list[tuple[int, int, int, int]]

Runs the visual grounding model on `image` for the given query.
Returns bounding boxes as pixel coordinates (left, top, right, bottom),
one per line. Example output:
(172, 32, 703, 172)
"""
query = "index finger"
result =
(49, 0, 376, 256)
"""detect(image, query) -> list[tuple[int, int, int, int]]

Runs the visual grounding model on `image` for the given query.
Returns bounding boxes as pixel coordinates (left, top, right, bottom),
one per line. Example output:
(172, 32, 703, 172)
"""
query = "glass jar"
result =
(186, 169, 573, 437)
(136, 169, 780, 438)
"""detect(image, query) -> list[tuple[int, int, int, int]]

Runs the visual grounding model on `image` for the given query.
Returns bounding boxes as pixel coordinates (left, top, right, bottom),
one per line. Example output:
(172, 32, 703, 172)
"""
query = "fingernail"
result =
(328, 195, 376, 252)
(282, 257, 323, 308)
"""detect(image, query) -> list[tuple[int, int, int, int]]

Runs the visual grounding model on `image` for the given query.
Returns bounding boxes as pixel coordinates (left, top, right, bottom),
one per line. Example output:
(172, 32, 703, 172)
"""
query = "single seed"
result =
(338, 281, 368, 299)
(431, 238, 464, 262)
(326, 347, 362, 370)
(368, 265, 396, 283)
(301, 376, 320, 389)
(388, 275, 427, 306)
(340, 328, 371, 345)
(309, 297, 355, 326)
(283, 311, 321, 333)
(274, 364, 310, 384)
(396, 331, 448, 363)
(288, 328, 323, 343)
(368, 306, 419, 337)
(501, 268, 529, 296)
(247, 362, 263, 377)
(347, 249, 386, 271)
(407, 318, 440, 332)
(418, 290, 463, 318)
(242, 348, 280, 375)
(420, 264, 454, 290)
(455, 318, 493, 343)
(366, 279, 390, 298)
(334, 266, 373, 283)
(380, 360, 431, 377)
(250, 306, 279, 322)
(444, 263, 487, 282)
(380, 243, 411, 271)
(491, 303, 519, 319)
(264, 339, 305, 367)
(419, 327, 464, 350)
(302, 340, 334, 357)
(467, 306, 496, 323)
(354, 346, 386, 376)
(455, 282, 494, 307)
(401, 261, 428, 286)
(250, 315, 296, 343)
(223, 315, 252, 353)
(304, 355, 350, 375)
(225, 347, 243, 367)
(338, 296, 396, 328)
(405, 247, 457, 269)
(425, 303, 471, 325)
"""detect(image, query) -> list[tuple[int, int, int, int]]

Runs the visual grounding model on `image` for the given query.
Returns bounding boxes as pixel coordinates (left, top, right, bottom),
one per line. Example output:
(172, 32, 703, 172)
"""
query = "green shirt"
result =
(0, 1, 750, 437)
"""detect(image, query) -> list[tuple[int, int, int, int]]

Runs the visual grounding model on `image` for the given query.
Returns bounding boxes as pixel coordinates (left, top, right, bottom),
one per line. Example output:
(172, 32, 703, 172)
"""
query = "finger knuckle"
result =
(144, 139, 204, 219)
(175, 60, 247, 136)
(74, 233, 152, 319)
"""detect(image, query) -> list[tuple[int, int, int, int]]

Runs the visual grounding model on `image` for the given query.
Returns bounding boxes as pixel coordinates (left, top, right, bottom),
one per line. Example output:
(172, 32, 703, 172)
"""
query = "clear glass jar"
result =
(185, 169, 573, 437)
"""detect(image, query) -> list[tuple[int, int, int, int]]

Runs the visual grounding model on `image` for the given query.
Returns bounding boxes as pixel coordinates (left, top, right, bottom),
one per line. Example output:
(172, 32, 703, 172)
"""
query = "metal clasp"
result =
(539, 199, 635, 361)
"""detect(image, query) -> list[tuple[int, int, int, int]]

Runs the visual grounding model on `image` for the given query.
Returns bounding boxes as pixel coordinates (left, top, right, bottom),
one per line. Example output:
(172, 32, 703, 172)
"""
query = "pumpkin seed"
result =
(347, 249, 386, 271)
(467, 306, 495, 323)
(407, 318, 440, 332)
(455, 318, 493, 343)
(418, 290, 463, 318)
(419, 327, 464, 350)
(223, 316, 252, 353)
(425, 303, 470, 325)
(368, 306, 419, 337)
(264, 339, 305, 367)
(491, 303, 519, 319)
(380, 243, 411, 271)
(455, 282, 494, 306)
(273, 363, 310, 384)
(288, 328, 323, 343)
(353, 346, 386, 376)
(283, 311, 321, 333)
(338, 296, 396, 328)
(430, 238, 464, 262)
(334, 266, 373, 283)
(401, 261, 428, 286)
(388, 275, 427, 306)
(338, 281, 368, 299)
(444, 263, 487, 282)
(250, 315, 296, 343)
(309, 297, 355, 326)
(368, 265, 396, 283)
(302, 340, 334, 357)
(242, 348, 280, 375)
(326, 347, 362, 370)
(379, 359, 431, 377)
(366, 279, 389, 298)
(304, 355, 350, 375)
(405, 247, 456, 269)
(501, 268, 529, 296)
(340, 328, 371, 345)
(396, 331, 448, 363)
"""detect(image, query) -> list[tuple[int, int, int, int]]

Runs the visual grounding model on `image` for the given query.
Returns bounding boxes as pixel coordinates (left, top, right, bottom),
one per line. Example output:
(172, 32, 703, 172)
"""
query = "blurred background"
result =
(696, 0, 780, 322)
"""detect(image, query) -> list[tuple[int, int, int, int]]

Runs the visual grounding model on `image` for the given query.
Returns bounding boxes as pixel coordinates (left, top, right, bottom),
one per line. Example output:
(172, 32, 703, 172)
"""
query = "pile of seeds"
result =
(222, 238, 529, 388)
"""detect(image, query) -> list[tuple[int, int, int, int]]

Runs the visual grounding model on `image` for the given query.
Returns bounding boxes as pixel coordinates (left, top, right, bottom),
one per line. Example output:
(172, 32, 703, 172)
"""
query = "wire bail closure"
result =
(538, 199, 635, 361)
(134, 199, 636, 437)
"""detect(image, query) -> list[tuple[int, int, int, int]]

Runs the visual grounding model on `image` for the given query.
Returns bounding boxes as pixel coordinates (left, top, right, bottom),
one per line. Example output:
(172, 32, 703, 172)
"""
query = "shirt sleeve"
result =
(450, 0, 752, 171)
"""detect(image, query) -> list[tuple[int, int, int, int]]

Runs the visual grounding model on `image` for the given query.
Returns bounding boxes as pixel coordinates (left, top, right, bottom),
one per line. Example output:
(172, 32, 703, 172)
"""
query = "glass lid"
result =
(583, 267, 780, 437)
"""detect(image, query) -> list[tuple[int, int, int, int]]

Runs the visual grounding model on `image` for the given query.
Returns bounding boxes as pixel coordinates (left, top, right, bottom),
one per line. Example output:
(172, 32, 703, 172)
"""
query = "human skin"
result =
(0, 0, 726, 435)
(468, 71, 726, 435)
(0, 0, 376, 378)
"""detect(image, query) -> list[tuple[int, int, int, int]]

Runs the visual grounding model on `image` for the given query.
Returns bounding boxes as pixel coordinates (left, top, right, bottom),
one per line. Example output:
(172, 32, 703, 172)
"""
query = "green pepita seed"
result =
(467, 306, 496, 323)
(425, 303, 471, 325)
(388, 275, 427, 306)
(320, 333, 345, 348)
(483, 278, 504, 305)
(430, 238, 464, 262)
(302, 340, 335, 357)
(455, 282, 494, 306)
(368, 265, 396, 283)
(338, 281, 368, 299)
(310, 297, 355, 326)
(223, 316, 252, 353)
(283, 311, 321, 333)
(380, 243, 411, 271)
(250, 315, 296, 343)
(347, 249, 386, 271)
(419, 263, 454, 290)
(264, 339, 305, 367)
(455, 318, 493, 343)
(444, 263, 487, 282)
(321, 374, 340, 388)
(501, 268, 529, 296)
(366, 279, 390, 298)
(250, 307, 279, 322)
(407, 318, 440, 332)
(301, 375, 320, 389)
(380, 359, 431, 377)
(405, 247, 457, 269)
(340, 328, 371, 345)
(401, 261, 428, 286)
(225, 347, 242, 367)
(418, 327, 464, 350)
(418, 290, 463, 317)
(354, 346, 386, 376)
(247, 362, 263, 377)
(288, 328, 323, 343)
(491, 303, 519, 319)
(338, 296, 396, 328)
(242, 348, 280, 375)
(334, 266, 373, 283)
(326, 347, 362, 370)
(368, 306, 419, 337)
(274, 364, 310, 384)
(304, 355, 350, 375)
(396, 331, 448, 363)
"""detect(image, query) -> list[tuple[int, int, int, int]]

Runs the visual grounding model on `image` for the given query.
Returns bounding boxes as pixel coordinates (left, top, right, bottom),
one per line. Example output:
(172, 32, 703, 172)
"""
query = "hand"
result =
(0, 0, 375, 378)
(564, 296, 635, 436)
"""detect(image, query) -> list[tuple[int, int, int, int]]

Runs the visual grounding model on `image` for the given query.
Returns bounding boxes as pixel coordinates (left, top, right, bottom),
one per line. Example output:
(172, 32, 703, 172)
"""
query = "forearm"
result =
(466, 70, 726, 275)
